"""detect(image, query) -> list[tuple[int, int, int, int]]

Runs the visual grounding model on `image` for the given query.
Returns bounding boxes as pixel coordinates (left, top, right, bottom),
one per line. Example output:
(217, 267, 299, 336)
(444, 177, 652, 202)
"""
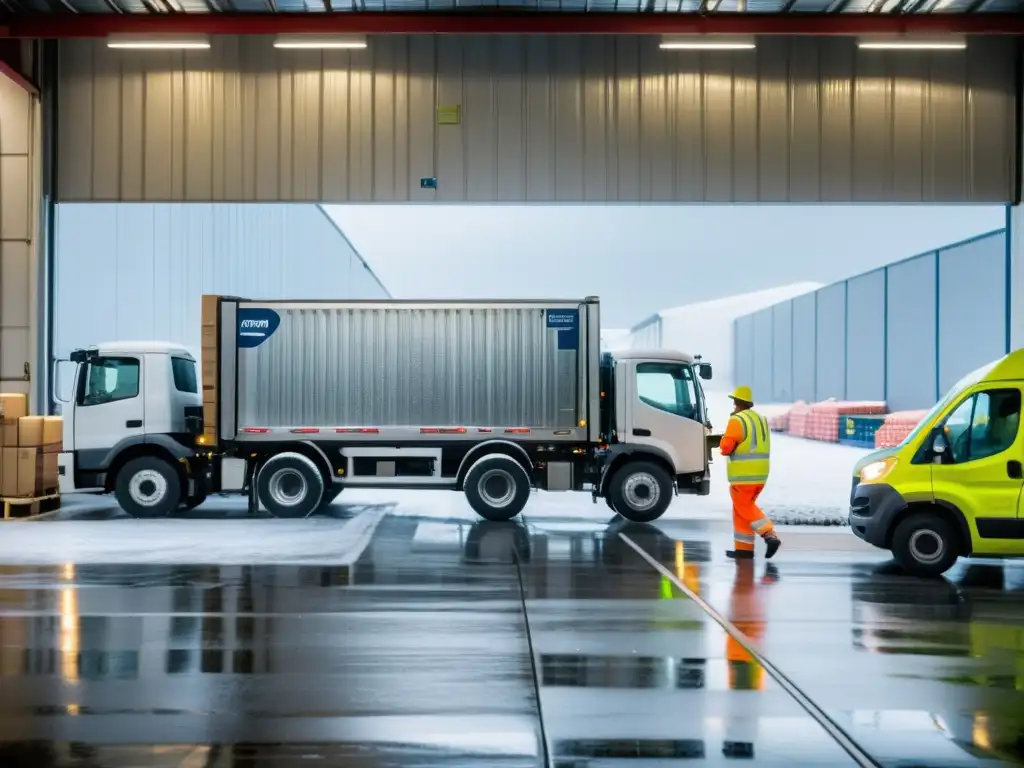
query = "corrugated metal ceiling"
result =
(5, 0, 1023, 14)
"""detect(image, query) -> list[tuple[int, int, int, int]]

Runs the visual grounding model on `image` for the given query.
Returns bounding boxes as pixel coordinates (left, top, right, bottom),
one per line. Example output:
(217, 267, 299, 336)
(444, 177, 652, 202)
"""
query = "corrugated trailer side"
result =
(214, 298, 601, 444)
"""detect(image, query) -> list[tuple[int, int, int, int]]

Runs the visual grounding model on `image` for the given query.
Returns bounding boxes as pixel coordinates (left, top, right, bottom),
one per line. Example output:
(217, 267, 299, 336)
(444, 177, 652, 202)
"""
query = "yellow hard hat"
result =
(730, 385, 754, 404)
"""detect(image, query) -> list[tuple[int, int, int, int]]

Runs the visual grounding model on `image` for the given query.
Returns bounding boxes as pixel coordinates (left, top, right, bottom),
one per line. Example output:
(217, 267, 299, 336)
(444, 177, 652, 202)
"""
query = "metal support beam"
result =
(1, 12, 1023, 36)
(33, 39, 55, 413)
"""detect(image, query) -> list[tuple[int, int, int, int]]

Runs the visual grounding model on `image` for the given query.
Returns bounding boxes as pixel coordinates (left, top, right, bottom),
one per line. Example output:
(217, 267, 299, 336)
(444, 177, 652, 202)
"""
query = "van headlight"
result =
(860, 458, 897, 483)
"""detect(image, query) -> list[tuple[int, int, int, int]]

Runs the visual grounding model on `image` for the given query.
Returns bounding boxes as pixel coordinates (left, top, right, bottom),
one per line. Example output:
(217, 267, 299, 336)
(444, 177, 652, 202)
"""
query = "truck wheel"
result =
(115, 457, 182, 518)
(608, 461, 672, 523)
(891, 512, 960, 577)
(256, 453, 324, 519)
(464, 455, 531, 522)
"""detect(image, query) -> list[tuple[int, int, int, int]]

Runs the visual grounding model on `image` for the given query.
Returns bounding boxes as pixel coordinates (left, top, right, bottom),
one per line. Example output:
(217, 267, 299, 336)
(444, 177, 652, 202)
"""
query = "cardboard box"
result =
(0, 394, 27, 447)
(0, 393, 27, 422)
(202, 357, 218, 385)
(42, 416, 63, 451)
(201, 324, 218, 348)
(18, 416, 43, 447)
(202, 294, 220, 327)
(41, 453, 58, 491)
(1, 447, 38, 498)
(203, 402, 218, 428)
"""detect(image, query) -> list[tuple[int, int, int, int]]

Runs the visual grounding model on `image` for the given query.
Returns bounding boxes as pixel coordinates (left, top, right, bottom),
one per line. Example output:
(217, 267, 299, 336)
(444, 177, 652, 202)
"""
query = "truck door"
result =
(73, 355, 145, 467)
(625, 362, 707, 474)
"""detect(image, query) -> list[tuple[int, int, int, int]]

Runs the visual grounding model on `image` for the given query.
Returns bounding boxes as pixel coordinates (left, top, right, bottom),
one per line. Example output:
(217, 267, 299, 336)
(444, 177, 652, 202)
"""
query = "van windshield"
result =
(896, 359, 1000, 449)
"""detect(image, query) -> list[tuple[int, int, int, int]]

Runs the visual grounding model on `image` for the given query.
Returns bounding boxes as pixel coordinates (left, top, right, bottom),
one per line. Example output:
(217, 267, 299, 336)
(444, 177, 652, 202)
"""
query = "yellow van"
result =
(850, 348, 1024, 577)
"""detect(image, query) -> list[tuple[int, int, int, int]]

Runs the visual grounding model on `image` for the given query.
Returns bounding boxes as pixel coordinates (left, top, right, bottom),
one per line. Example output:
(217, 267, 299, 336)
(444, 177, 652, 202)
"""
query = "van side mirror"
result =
(931, 428, 949, 460)
(698, 363, 712, 381)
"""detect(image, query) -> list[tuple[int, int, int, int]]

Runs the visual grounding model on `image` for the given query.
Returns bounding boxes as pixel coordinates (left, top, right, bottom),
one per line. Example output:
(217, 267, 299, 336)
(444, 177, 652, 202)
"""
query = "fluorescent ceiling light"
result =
(274, 34, 367, 50)
(857, 35, 966, 50)
(106, 34, 210, 50)
(660, 35, 756, 51)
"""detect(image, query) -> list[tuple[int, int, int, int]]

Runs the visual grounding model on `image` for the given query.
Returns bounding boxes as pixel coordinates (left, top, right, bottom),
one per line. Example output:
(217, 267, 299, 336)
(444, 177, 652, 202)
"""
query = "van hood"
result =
(852, 446, 899, 476)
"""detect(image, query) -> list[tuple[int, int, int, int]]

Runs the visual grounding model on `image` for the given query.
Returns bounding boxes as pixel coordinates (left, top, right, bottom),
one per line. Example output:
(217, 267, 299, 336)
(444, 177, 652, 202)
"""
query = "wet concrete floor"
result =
(0, 505, 1022, 766)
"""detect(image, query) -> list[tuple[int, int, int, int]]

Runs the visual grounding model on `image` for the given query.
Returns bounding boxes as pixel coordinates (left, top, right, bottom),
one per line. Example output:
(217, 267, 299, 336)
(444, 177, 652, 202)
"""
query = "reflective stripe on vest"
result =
(727, 409, 771, 485)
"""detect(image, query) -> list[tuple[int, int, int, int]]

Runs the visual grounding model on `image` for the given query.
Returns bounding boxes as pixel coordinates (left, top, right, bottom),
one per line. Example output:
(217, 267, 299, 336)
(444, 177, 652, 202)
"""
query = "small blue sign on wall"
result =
(237, 307, 281, 349)
(546, 309, 579, 351)
(420, 177, 438, 190)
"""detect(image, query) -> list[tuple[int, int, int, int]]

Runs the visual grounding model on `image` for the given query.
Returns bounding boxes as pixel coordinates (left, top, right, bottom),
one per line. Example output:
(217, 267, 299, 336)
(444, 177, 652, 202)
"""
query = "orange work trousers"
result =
(730, 483, 776, 553)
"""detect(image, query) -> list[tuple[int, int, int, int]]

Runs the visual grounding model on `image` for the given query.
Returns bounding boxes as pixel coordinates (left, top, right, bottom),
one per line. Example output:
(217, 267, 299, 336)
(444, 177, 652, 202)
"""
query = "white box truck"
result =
(55, 296, 715, 522)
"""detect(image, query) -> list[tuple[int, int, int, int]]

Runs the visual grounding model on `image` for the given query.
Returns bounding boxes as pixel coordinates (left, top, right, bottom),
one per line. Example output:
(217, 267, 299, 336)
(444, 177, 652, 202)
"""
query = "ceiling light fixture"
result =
(106, 34, 211, 50)
(857, 35, 966, 50)
(659, 35, 756, 51)
(273, 34, 368, 50)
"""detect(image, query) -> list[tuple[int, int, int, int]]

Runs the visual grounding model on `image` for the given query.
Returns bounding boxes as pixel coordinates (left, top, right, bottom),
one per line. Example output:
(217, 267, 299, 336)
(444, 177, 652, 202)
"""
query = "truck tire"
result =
(256, 453, 325, 519)
(608, 461, 673, 523)
(115, 456, 182, 518)
(464, 455, 531, 522)
(891, 511, 960, 577)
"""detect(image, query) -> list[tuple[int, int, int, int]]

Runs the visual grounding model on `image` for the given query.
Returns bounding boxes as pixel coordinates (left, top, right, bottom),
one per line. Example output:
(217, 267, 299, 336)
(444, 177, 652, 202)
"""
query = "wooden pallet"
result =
(2, 493, 60, 519)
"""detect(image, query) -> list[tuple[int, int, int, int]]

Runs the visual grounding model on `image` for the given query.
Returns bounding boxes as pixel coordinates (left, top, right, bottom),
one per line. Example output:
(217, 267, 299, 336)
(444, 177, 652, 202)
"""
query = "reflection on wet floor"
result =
(0, 512, 1021, 765)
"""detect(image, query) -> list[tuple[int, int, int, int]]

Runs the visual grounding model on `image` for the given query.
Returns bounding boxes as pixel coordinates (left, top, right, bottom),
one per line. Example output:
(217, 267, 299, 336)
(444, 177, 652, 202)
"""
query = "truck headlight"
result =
(860, 458, 896, 483)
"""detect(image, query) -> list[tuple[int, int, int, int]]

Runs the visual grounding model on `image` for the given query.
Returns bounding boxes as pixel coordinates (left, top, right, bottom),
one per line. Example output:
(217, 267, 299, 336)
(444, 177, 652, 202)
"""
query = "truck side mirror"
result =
(699, 363, 712, 381)
(52, 359, 76, 405)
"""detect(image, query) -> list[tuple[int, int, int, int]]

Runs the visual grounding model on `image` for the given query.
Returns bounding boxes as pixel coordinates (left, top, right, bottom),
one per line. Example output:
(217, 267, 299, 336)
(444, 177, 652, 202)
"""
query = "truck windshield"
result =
(636, 362, 698, 421)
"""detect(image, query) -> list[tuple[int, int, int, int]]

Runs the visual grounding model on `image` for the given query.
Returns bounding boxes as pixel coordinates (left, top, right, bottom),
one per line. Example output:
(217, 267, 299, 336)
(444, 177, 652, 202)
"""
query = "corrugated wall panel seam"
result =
(56, 35, 1018, 204)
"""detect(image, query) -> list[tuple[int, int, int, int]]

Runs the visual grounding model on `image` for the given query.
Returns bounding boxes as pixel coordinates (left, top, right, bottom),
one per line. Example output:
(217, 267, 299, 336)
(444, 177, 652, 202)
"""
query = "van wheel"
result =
(256, 453, 325, 519)
(608, 461, 673, 523)
(115, 457, 182, 518)
(891, 512, 960, 577)
(464, 455, 531, 522)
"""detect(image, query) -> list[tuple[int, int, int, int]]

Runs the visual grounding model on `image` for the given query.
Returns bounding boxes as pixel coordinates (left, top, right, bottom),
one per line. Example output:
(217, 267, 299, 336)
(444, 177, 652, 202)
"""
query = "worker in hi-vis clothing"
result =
(718, 386, 782, 560)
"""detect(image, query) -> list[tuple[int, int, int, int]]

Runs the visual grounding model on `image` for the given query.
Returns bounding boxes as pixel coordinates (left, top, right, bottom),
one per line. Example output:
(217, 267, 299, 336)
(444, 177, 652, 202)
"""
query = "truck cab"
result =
(55, 342, 206, 516)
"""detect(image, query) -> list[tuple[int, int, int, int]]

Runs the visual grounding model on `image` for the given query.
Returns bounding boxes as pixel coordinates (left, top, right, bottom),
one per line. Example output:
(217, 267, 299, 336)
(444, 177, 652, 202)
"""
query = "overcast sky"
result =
(327, 205, 1007, 328)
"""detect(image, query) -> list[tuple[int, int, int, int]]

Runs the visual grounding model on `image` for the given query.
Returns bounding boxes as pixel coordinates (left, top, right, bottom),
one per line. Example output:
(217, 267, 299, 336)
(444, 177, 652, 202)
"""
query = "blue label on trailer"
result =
(237, 308, 281, 348)
(546, 309, 579, 351)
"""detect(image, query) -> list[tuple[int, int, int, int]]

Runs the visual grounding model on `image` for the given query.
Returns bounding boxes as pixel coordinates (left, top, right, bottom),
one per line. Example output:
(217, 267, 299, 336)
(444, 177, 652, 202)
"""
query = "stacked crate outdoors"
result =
(875, 411, 929, 448)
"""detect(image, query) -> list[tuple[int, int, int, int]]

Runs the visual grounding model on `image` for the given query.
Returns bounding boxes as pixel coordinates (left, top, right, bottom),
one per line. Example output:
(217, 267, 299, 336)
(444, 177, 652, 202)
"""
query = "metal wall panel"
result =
(0, 75, 36, 400)
(751, 308, 774, 404)
(791, 294, 816, 402)
(771, 301, 793, 403)
(844, 269, 885, 401)
(53, 204, 389, 368)
(937, 232, 1007, 394)
(237, 303, 579, 429)
(733, 314, 754, 396)
(814, 282, 846, 400)
(56, 35, 1017, 204)
(886, 253, 937, 411)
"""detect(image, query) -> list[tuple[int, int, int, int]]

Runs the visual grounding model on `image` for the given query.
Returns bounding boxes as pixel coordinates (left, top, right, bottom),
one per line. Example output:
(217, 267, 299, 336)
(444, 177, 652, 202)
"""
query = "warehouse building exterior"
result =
(732, 227, 1009, 412)
(53, 203, 388, 380)
(627, 283, 821, 392)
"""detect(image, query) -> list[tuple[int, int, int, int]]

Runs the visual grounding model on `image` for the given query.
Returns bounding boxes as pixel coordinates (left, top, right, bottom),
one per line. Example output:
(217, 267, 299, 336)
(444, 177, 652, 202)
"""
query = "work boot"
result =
(763, 533, 781, 560)
(725, 549, 754, 560)
(761, 563, 780, 584)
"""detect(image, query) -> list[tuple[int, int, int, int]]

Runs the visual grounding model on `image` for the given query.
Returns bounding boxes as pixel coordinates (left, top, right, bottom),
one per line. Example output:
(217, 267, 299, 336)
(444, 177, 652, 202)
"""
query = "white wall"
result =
(53, 203, 388, 365)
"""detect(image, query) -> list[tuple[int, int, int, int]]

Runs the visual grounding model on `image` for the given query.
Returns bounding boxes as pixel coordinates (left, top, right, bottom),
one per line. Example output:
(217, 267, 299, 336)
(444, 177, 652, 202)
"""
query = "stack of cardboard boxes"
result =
(201, 294, 220, 444)
(0, 393, 61, 499)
